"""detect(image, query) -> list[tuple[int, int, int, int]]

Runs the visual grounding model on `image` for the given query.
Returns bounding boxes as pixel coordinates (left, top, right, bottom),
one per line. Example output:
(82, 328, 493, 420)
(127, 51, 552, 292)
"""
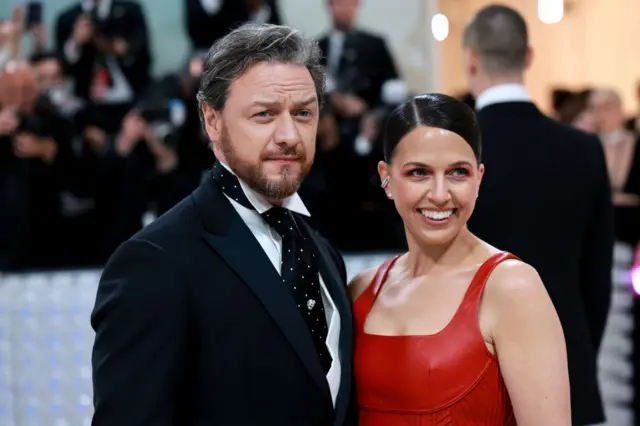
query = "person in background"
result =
(461, 5, 613, 425)
(185, 0, 282, 53)
(0, 61, 72, 270)
(317, 0, 407, 252)
(55, 0, 152, 131)
(588, 86, 640, 426)
(31, 51, 84, 121)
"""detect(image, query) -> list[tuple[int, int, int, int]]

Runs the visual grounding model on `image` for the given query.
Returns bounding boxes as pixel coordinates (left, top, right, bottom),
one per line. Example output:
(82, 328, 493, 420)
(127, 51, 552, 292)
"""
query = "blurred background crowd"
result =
(1, 0, 638, 270)
(0, 0, 639, 425)
(0, 0, 412, 272)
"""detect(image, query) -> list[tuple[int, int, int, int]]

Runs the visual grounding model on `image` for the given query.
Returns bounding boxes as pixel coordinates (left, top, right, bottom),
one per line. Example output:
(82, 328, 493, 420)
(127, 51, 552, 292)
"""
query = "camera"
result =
(139, 101, 185, 148)
(134, 76, 186, 148)
(18, 114, 51, 137)
(16, 97, 56, 138)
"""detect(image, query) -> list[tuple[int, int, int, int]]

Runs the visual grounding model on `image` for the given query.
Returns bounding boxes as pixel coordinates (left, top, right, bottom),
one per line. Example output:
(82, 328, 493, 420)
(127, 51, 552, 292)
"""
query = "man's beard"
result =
(220, 126, 311, 200)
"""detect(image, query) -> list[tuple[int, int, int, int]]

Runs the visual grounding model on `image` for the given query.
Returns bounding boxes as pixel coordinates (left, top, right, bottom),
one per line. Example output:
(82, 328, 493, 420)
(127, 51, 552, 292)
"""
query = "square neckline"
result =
(355, 252, 513, 343)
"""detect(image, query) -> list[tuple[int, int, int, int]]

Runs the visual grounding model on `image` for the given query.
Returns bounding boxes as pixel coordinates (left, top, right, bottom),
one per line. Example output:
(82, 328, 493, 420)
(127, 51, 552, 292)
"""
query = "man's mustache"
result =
(263, 146, 305, 160)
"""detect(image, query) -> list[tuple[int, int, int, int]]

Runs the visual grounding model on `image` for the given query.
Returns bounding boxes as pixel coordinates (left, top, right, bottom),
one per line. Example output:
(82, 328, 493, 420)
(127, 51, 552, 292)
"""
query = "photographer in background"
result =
(31, 51, 84, 122)
(173, 53, 216, 189)
(91, 82, 189, 261)
(317, 0, 407, 252)
(55, 0, 152, 132)
(0, 61, 73, 270)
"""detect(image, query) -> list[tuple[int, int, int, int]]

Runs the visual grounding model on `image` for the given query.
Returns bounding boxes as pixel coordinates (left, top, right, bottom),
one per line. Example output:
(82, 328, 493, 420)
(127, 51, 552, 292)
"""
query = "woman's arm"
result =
(486, 260, 571, 425)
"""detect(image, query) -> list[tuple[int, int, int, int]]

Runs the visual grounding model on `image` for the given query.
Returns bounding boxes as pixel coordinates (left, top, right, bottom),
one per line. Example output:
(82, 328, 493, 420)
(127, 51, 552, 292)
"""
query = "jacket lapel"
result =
(193, 175, 331, 395)
(297, 218, 354, 426)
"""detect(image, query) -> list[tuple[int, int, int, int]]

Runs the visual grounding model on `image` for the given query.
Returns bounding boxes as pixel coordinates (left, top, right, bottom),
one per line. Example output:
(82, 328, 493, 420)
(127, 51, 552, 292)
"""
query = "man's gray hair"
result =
(463, 5, 529, 75)
(196, 23, 325, 121)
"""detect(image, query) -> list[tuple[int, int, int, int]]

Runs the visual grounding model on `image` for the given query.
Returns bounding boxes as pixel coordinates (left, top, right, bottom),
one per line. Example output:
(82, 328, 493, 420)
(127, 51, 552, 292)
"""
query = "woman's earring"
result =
(381, 178, 392, 198)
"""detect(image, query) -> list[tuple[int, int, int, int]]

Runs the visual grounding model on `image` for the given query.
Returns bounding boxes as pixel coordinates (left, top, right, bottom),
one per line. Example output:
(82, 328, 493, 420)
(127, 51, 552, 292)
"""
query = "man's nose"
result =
(274, 113, 301, 146)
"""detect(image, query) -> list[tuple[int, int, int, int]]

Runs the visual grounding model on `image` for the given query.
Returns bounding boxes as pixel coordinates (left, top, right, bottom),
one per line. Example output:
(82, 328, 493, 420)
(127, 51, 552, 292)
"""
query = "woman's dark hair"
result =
(383, 93, 482, 163)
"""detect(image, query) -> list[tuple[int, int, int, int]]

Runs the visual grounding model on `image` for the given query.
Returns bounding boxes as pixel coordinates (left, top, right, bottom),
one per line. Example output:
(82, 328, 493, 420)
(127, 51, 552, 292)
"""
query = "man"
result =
(185, 0, 283, 52)
(0, 62, 72, 270)
(90, 23, 354, 426)
(55, 0, 151, 132)
(463, 5, 613, 425)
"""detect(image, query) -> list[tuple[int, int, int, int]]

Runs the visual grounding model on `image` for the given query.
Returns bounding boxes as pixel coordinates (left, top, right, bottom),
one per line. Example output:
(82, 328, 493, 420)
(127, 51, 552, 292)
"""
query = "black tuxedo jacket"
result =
(185, 0, 283, 50)
(318, 30, 398, 109)
(91, 172, 354, 426)
(470, 101, 614, 425)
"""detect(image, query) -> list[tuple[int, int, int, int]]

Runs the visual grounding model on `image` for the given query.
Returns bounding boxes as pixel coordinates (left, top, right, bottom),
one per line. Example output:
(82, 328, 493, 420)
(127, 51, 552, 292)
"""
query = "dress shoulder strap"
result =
(371, 255, 400, 298)
(461, 252, 520, 311)
(352, 255, 400, 331)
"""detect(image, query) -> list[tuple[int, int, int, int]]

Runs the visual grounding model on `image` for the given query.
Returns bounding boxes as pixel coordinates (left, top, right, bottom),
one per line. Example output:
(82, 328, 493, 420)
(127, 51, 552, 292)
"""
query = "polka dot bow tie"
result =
(211, 162, 333, 373)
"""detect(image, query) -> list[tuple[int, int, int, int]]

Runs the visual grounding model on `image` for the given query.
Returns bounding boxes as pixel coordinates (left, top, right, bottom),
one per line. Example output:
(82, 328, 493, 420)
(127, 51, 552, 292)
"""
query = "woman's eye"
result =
(449, 168, 469, 177)
(409, 169, 429, 177)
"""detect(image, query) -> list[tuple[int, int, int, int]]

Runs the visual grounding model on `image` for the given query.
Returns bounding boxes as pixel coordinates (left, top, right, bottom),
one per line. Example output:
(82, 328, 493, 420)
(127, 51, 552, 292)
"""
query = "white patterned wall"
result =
(0, 254, 394, 426)
(598, 244, 635, 426)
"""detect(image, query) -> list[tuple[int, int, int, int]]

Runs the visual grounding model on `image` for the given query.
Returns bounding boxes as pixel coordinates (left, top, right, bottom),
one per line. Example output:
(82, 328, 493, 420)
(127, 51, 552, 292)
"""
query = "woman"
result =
(349, 94, 571, 425)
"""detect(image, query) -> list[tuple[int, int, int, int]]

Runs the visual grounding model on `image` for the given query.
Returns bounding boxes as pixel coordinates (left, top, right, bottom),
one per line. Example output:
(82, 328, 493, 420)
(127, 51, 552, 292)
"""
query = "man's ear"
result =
(202, 103, 222, 148)
(463, 47, 480, 76)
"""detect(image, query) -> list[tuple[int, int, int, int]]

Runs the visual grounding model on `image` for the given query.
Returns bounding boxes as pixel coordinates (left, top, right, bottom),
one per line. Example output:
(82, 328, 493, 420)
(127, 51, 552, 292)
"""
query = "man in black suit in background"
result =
(314, 0, 405, 252)
(91, 23, 354, 426)
(55, 0, 151, 104)
(185, 0, 283, 52)
(462, 5, 613, 425)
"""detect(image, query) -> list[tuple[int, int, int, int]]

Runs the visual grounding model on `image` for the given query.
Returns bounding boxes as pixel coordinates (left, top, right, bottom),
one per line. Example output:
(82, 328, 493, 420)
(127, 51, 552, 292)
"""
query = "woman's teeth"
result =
(419, 209, 455, 220)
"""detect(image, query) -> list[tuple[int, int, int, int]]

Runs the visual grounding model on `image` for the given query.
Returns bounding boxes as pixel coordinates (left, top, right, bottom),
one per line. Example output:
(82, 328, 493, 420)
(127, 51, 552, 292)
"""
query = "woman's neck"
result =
(404, 227, 482, 277)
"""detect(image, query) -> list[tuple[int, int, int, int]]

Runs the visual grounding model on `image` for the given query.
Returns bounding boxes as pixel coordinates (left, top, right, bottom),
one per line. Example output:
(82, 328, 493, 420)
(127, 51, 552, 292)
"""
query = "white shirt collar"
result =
(219, 161, 310, 217)
(475, 84, 530, 111)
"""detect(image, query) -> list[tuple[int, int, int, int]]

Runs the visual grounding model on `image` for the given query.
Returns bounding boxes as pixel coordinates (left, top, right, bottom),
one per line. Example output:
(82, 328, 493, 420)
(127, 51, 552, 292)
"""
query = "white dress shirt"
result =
(219, 162, 342, 406)
(475, 83, 531, 111)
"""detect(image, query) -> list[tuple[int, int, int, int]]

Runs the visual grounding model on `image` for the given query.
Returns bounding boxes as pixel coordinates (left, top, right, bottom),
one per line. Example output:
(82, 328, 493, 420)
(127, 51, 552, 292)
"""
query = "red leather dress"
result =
(353, 252, 518, 425)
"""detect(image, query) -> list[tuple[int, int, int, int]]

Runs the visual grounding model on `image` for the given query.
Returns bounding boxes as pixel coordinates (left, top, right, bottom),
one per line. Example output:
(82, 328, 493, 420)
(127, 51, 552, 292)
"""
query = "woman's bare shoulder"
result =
(347, 262, 385, 303)
(484, 258, 549, 309)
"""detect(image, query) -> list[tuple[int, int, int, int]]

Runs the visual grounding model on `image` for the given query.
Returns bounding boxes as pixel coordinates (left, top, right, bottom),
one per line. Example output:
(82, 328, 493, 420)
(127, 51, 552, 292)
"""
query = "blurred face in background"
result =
(328, 0, 359, 31)
(572, 109, 596, 133)
(181, 56, 204, 98)
(0, 62, 38, 113)
(202, 61, 319, 201)
(378, 126, 483, 248)
(33, 57, 65, 92)
(589, 90, 624, 134)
